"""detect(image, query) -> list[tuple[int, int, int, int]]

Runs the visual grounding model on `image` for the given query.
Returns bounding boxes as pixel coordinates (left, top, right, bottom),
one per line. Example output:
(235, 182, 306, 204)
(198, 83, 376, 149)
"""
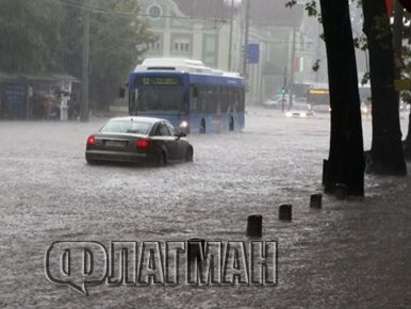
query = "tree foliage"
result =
(0, 0, 154, 110)
(0, 0, 64, 73)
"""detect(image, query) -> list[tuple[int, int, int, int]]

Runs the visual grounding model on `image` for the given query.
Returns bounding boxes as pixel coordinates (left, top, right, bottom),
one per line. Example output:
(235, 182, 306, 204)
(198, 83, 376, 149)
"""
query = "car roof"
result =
(108, 116, 166, 124)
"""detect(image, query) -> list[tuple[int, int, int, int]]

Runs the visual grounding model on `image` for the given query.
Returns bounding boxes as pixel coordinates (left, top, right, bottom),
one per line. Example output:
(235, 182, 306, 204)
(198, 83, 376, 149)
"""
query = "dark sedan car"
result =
(85, 117, 193, 166)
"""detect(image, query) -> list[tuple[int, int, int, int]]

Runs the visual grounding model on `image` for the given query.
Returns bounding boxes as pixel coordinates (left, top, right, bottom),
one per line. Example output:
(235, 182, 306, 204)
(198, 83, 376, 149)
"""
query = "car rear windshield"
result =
(101, 120, 152, 134)
(292, 103, 311, 110)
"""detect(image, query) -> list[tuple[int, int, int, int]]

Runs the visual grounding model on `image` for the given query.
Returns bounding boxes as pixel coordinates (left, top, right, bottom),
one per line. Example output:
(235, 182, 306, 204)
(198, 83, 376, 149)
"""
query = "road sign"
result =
(247, 44, 260, 64)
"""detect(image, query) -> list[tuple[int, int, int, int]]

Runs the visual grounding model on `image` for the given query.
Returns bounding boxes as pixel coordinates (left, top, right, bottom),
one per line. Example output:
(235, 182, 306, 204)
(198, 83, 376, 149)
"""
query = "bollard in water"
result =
(279, 205, 292, 221)
(335, 183, 348, 200)
(187, 238, 205, 263)
(246, 215, 263, 238)
(310, 193, 323, 209)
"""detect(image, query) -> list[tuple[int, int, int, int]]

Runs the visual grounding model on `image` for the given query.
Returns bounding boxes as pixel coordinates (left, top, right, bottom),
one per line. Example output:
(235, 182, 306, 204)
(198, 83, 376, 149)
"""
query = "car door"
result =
(153, 122, 178, 161)
(165, 121, 186, 160)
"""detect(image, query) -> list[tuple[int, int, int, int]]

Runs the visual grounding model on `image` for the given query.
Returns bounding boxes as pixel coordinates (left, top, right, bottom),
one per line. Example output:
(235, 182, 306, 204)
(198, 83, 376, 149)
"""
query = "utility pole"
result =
(288, 27, 296, 110)
(80, 0, 90, 122)
(282, 66, 288, 112)
(228, 0, 234, 71)
(242, 0, 250, 77)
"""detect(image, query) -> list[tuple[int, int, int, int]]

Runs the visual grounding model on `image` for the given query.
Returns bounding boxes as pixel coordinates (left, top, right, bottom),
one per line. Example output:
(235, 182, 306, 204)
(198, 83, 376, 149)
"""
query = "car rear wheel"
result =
(156, 151, 167, 167)
(185, 147, 193, 162)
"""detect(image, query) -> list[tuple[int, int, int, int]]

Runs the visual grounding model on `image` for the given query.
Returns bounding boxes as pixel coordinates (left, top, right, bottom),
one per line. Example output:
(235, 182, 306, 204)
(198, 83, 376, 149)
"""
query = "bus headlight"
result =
(179, 121, 189, 129)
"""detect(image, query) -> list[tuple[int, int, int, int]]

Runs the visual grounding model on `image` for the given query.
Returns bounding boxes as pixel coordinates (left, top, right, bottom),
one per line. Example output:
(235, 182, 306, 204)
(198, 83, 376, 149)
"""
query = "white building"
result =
(139, 0, 315, 105)
(139, 0, 242, 72)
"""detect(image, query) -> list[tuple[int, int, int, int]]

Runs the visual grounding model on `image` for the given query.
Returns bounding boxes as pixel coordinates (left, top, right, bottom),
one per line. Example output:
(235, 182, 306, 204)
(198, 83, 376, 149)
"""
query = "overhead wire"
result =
(56, 0, 229, 23)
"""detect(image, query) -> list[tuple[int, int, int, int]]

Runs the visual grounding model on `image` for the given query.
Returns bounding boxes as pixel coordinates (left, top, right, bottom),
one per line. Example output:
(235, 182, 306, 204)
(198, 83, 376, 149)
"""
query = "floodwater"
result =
(0, 108, 410, 308)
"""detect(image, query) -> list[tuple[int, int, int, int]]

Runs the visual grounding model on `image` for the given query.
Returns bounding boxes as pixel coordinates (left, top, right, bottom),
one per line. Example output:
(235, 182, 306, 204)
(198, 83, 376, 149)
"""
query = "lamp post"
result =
(228, 0, 234, 71)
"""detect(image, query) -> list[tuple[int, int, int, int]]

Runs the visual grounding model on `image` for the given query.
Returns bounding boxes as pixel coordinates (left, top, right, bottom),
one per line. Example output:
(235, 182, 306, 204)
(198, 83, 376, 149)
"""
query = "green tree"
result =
(319, 0, 365, 196)
(362, 0, 407, 175)
(59, 0, 154, 110)
(0, 0, 154, 111)
(0, 0, 64, 73)
(287, 0, 365, 196)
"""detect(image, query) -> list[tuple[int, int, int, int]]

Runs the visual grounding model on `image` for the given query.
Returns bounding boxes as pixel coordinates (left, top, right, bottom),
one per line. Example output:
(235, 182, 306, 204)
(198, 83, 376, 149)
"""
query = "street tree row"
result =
(0, 0, 154, 110)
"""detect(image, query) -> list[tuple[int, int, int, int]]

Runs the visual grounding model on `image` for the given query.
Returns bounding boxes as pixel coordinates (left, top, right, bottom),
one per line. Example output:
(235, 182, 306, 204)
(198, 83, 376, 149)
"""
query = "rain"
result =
(1, 0, 411, 308)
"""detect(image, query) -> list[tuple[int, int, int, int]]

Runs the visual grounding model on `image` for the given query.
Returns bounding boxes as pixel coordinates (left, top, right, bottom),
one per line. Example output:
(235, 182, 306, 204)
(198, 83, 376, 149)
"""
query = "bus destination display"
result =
(139, 77, 181, 86)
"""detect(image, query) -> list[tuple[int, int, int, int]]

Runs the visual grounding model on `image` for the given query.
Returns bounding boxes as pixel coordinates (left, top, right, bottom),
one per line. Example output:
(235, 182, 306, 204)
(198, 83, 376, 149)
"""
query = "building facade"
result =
(139, 0, 242, 71)
(139, 0, 318, 105)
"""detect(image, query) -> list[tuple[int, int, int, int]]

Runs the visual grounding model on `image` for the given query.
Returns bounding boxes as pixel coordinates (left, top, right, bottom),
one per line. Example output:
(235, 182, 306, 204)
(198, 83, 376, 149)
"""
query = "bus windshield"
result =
(132, 76, 186, 112)
(137, 85, 185, 111)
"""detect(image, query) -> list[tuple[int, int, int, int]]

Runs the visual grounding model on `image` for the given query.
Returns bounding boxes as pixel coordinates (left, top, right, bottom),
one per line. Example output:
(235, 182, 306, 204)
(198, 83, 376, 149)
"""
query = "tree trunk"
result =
(405, 111, 411, 159)
(362, 0, 407, 175)
(319, 0, 365, 196)
(396, 1, 411, 160)
(399, 0, 411, 158)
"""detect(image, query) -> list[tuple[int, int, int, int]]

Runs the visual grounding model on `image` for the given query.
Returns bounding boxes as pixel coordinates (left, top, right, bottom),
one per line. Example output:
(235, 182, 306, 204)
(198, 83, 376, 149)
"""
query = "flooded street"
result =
(1, 108, 411, 308)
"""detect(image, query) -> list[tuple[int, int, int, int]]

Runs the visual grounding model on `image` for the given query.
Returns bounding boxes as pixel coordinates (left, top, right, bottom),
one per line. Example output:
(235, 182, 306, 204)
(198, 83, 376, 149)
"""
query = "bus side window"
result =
(211, 86, 218, 114)
(215, 86, 220, 113)
(197, 87, 203, 112)
(223, 87, 230, 112)
(192, 85, 199, 99)
(191, 85, 199, 112)
(227, 87, 234, 112)
(233, 88, 243, 112)
(129, 89, 134, 113)
(202, 86, 209, 113)
(240, 89, 245, 111)
(220, 87, 225, 112)
(214, 87, 219, 114)
(232, 89, 238, 110)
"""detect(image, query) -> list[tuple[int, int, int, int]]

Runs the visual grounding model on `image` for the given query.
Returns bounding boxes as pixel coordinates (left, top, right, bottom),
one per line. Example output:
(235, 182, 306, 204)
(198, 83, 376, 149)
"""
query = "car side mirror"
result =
(175, 131, 186, 139)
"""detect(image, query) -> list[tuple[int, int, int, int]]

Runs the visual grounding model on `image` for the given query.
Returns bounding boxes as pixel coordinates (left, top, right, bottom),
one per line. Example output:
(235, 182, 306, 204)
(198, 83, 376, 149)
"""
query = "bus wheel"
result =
(229, 116, 235, 131)
(200, 119, 206, 134)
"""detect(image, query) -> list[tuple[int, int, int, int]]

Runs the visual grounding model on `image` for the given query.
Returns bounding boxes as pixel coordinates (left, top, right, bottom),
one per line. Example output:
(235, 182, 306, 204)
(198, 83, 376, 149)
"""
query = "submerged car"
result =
(310, 104, 331, 113)
(285, 102, 315, 118)
(85, 117, 193, 166)
(263, 95, 295, 109)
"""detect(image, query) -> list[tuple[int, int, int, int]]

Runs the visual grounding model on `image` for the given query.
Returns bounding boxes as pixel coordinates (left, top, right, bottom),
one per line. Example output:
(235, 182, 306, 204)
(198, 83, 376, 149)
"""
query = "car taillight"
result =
(87, 135, 96, 145)
(136, 138, 151, 151)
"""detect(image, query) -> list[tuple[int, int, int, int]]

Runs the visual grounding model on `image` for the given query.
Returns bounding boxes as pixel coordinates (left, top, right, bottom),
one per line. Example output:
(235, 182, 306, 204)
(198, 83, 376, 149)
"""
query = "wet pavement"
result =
(1, 108, 411, 308)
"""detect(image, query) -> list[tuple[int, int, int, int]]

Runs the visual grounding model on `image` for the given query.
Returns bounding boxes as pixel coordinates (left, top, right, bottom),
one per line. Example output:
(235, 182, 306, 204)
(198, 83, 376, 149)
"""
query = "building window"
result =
(145, 34, 163, 55)
(172, 38, 191, 54)
(149, 40, 161, 51)
(148, 5, 161, 19)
